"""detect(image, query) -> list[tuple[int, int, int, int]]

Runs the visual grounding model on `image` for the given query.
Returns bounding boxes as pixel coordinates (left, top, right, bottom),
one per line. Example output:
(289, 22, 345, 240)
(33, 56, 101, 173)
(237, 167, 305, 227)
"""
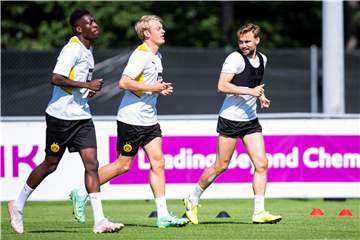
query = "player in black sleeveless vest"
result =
(231, 50, 264, 88)
(184, 23, 282, 225)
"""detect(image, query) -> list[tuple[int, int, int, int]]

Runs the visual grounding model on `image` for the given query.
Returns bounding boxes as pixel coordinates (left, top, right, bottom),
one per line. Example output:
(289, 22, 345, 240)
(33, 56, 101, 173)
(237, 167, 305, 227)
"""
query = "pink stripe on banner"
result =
(109, 135, 360, 184)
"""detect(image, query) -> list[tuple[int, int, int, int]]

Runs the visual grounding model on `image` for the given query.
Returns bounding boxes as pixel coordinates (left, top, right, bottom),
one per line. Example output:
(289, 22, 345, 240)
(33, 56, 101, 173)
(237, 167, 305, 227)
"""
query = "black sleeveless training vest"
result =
(230, 50, 264, 88)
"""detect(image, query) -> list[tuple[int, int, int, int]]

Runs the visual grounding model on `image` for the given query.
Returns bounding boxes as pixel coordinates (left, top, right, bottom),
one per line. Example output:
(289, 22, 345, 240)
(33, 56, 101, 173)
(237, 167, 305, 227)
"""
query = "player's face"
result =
(238, 31, 259, 57)
(147, 20, 165, 46)
(78, 15, 100, 40)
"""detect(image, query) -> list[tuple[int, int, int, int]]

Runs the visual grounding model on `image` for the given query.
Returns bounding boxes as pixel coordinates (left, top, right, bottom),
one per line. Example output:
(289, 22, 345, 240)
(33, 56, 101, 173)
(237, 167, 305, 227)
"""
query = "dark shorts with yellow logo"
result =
(117, 121, 162, 157)
(45, 113, 97, 157)
(217, 116, 262, 139)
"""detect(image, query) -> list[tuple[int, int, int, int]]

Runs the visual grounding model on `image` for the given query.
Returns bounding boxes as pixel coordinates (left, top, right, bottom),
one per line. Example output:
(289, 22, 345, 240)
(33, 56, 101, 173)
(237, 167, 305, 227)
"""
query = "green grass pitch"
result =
(1, 199, 359, 239)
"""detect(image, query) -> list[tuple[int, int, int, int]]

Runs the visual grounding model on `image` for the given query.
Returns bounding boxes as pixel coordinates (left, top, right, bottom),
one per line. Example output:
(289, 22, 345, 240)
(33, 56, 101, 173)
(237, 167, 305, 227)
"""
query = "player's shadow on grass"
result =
(29, 230, 76, 233)
(288, 198, 310, 202)
(201, 221, 251, 225)
(125, 223, 157, 228)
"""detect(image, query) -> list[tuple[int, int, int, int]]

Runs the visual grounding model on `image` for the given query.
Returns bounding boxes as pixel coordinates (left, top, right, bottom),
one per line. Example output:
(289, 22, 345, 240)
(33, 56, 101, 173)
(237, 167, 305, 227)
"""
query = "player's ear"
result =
(143, 29, 151, 39)
(76, 26, 82, 34)
(255, 37, 260, 45)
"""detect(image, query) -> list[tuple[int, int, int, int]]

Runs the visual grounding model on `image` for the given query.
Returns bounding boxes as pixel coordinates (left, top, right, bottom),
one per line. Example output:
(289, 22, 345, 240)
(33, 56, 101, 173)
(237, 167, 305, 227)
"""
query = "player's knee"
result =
(112, 159, 130, 173)
(216, 162, 229, 174)
(45, 162, 58, 174)
(118, 164, 131, 174)
(43, 156, 61, 174)
(151, 159, 165, 173)
(152, 164, 165, 172)
(254, 159, 268, 172)
(85, 159, 99, 173)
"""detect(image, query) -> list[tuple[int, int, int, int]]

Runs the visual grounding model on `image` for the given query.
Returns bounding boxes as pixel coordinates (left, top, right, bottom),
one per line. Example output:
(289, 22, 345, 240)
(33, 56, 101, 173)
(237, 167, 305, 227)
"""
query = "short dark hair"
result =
(69, 9, 90, 34)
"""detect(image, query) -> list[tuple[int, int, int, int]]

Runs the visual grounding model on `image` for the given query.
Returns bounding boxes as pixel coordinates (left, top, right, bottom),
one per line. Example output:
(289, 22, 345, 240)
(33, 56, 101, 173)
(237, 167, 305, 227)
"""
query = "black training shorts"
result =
(116, 121, 162, 157)
(45, 113, 97, 156)
(216, 116, 262, 139)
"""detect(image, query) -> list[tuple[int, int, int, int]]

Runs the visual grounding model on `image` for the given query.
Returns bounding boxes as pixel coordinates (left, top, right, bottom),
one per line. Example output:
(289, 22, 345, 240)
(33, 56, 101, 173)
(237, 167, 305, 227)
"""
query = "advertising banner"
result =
(1, 118, 359, 200)
(109, 135, 360, 184)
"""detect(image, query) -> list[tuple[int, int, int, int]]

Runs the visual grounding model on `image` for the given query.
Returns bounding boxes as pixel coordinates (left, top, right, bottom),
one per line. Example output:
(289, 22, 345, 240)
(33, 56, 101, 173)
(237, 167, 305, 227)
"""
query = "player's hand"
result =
(153, 80, 171, 93)
(259, 95, 271, 108)
(87, 79, 104, 91)
(160, 84, 173, 96)
(250, 84, 264, 97)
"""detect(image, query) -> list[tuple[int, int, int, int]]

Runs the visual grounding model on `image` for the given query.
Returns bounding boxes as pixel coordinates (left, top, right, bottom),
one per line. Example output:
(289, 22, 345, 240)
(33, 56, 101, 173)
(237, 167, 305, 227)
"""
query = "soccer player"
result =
(184, 23, 282, 224)
(7, 10, 123, 234)
(69, 15, 189, 228)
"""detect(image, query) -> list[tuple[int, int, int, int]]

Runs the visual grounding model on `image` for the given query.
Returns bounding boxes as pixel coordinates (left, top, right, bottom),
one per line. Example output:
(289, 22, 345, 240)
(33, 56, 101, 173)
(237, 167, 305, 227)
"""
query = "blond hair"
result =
(135, 15, 163, 41)
(237, 23, 261, 39)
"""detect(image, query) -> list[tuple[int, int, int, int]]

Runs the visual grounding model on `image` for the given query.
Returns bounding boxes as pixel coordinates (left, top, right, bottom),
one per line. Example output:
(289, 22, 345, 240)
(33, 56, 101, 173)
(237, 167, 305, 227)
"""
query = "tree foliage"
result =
(0, 1, 329, 50)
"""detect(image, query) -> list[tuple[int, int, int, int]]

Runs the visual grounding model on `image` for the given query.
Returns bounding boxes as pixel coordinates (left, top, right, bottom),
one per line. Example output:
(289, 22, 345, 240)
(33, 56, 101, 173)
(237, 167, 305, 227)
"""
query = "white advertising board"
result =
(1, 117, 359, 201)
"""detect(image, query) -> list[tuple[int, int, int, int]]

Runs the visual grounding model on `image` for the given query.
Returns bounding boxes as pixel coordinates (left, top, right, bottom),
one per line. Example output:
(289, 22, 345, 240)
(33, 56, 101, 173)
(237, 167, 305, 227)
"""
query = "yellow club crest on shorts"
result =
(50, 142, 60, 153)
(123, 143, 132, 152)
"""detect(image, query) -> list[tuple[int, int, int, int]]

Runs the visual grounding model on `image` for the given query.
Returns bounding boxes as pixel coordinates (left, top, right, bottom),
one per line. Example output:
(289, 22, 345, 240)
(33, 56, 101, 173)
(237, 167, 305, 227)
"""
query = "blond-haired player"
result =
(70, 15, 189, 228)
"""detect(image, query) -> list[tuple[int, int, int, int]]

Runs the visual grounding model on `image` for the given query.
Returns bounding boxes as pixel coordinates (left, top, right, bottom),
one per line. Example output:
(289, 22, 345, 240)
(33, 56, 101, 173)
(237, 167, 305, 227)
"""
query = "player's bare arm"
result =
(118, 74, 169, 93)
(217, 72, 264, 96)
(51, 73, 103, 91)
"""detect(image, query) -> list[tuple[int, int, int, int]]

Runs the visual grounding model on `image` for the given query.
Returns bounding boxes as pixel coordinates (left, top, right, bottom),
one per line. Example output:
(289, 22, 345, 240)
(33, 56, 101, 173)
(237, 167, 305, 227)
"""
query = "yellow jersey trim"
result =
(136, 43, 151, 52)
(130, 43, 150, 97)
(60, 37, 81, 94)
(70, 37, 81, 45)
(61, 66, 75, 94)
(132, 70, 144, 97)
(128, 43, 153, 97)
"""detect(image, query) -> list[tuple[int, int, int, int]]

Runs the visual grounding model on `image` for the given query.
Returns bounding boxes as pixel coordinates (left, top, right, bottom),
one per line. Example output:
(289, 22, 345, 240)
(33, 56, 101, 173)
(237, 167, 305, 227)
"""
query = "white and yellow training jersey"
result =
(46, 36, 94, 120)
(117, 43, 163, 126)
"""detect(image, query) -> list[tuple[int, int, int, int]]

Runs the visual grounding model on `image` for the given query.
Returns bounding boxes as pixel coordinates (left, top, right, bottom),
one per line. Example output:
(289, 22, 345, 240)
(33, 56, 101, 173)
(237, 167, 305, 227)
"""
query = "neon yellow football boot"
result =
(183, 197, 200, 224)
(252, 211, 282, 224)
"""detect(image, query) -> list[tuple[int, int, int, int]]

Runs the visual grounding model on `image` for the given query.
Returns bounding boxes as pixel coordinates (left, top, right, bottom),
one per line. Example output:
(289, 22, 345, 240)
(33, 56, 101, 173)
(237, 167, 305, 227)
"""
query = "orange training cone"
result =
(310, 208, 324, 216)
(338, 209, 353, 217)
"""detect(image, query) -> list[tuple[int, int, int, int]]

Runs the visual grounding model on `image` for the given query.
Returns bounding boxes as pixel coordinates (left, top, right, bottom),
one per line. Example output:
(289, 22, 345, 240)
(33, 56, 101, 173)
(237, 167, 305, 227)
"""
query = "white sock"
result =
(189, 185, 204, 204)
(14, 183, 34, 212)
(89, 192, 105, 225)
(155, 196, 169, 218)
(77, 188, 88, 201)
(254, 195, 265, 214)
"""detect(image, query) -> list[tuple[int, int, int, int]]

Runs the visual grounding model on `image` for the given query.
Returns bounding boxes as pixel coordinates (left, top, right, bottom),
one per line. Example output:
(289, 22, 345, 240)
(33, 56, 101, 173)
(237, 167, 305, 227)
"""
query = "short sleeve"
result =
(260, 53, 268, 68)
(221, 52, 245, 74)
(123, 50, 151, 79)
(53, 43, 81, 77)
